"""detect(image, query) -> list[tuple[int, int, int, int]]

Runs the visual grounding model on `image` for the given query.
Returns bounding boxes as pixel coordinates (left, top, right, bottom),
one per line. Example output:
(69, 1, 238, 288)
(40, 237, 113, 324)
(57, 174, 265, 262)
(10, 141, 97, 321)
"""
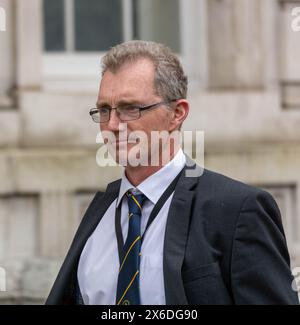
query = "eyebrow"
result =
(96, 99, 141, 108)
(95, 102, 112, 109)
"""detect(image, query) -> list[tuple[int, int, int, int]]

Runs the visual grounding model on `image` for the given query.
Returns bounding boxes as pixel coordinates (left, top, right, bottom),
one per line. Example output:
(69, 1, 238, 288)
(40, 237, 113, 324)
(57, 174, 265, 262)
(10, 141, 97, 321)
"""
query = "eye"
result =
(119, 105, 139, 112)
(98, 106, 111, 114)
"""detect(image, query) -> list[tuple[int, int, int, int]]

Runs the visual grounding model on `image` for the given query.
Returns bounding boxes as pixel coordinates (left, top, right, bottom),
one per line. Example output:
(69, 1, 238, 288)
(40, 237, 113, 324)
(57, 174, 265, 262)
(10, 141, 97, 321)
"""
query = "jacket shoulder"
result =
(192, 167, 279, 227)
(197, 168, 270, 201)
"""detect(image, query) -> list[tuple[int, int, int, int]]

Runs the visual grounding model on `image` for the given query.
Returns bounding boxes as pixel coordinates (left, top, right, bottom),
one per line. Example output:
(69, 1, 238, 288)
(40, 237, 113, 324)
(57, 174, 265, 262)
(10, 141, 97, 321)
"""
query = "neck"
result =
(125, 147, 181, 187)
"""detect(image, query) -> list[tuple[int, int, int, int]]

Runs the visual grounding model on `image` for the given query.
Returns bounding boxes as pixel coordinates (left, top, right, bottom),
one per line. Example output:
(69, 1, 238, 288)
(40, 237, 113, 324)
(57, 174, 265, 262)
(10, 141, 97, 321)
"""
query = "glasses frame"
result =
(89, 100, 177, 123)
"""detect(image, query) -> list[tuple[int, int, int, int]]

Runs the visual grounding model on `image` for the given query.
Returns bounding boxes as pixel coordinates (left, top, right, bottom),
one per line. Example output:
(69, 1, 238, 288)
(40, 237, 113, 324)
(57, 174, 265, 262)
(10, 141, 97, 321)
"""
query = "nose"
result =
(106, 109, 121, 131)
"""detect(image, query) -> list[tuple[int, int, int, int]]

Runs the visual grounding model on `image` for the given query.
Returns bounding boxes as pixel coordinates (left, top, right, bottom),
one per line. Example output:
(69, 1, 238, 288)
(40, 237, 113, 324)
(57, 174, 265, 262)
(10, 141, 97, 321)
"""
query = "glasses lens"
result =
(118, 105, 140, 121)
(90, 109, 100, 123)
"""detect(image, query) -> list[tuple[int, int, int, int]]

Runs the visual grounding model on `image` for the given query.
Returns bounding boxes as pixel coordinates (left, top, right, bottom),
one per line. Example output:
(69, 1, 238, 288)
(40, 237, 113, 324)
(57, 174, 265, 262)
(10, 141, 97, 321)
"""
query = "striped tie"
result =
(116, 191, 147, 305)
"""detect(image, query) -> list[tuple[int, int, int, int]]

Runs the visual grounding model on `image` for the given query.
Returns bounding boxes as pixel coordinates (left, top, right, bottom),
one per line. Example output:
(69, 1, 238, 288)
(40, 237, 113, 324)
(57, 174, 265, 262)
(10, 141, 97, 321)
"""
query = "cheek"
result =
(147, 114, 169, 130)
(127, 111, 171, 135)
(100, 123, 108, 132)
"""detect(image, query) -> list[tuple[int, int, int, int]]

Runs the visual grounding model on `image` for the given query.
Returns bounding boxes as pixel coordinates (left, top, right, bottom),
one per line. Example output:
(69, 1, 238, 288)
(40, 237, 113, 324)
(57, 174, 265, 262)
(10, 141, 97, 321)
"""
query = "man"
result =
(46, 41, 299, 305)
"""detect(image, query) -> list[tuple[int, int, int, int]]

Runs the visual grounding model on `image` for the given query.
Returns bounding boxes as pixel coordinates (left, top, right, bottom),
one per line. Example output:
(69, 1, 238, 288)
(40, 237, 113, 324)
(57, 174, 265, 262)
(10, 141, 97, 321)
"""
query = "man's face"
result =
(97, 59, 175, 166)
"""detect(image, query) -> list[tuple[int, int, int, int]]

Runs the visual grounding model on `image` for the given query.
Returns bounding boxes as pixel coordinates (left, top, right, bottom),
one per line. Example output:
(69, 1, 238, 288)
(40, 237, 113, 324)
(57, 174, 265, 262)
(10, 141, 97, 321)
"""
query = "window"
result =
(279, 0, 300, 109)
(42, 0, 204, 91)
(44, 0, 65, 51)
(43, 0, 180, 53)
(0, 195, 38, 259)
(262, 185, 298, 250)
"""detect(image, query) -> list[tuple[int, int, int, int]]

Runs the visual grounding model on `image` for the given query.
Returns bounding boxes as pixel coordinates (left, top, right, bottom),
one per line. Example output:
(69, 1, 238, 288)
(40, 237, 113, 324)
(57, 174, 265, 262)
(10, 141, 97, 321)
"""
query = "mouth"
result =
(104, 138, 127, 144)
(108, 140, 129, 147)
(106, 138, 139, 145)
(114, 140, 128, 144)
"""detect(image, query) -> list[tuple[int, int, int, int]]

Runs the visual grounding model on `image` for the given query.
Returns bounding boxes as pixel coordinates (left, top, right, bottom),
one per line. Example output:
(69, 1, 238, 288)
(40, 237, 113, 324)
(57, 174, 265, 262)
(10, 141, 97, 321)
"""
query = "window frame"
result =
(42, 0, 206, 91)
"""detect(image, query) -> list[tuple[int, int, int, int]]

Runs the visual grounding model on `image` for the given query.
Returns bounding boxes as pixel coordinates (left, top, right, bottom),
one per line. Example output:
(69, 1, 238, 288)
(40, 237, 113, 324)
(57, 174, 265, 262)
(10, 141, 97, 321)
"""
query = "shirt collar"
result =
(116, 148, 186, 207)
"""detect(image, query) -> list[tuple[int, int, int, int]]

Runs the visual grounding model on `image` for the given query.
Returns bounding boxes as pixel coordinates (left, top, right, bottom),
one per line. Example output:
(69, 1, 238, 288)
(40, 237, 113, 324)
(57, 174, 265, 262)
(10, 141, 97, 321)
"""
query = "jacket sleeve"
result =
(231, 189, 299, 304)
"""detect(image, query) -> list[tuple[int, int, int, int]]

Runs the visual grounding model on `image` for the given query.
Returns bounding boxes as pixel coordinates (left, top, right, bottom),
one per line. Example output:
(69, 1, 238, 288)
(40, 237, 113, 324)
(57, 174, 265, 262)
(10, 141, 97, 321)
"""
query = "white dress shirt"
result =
(77, 148, 186, 304)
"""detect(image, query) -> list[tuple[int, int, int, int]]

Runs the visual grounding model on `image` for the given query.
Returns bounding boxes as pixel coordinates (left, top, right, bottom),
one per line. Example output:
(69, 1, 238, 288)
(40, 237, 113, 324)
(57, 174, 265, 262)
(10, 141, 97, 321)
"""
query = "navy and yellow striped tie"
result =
(116, 191, 147, 305)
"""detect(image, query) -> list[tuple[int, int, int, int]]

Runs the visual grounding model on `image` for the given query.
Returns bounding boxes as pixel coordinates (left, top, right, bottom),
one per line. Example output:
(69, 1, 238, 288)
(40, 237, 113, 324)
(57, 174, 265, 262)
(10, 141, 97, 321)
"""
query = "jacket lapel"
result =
(163, 156, 201, 305)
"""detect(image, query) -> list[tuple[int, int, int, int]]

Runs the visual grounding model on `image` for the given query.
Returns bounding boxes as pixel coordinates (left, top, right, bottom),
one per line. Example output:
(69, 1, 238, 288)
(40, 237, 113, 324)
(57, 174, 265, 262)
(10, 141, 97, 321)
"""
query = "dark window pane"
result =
(133, 0, 181, 53)
(43, 0, 65, 51)
(74, 0, 123, 51)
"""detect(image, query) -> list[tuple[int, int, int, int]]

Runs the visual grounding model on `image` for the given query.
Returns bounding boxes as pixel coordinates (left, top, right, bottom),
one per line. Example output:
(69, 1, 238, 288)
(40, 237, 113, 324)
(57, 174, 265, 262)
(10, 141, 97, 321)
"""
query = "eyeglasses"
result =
(89, 100, 176, 123)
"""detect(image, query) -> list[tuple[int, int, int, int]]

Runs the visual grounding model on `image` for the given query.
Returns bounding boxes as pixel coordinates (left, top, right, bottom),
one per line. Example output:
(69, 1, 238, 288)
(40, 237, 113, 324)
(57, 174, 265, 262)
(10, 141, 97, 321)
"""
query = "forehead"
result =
(99, 59, 157, 100)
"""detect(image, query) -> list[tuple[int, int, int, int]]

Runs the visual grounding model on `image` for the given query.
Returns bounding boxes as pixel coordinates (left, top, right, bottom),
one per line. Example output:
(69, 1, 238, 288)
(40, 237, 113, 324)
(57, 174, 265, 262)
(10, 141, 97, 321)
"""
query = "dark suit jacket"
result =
(46, 157, 299, 305)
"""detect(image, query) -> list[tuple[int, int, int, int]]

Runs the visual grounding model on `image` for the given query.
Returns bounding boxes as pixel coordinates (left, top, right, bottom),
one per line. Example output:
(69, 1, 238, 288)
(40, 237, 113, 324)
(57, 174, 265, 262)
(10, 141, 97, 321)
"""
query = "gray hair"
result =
(101, 40, 188, 101)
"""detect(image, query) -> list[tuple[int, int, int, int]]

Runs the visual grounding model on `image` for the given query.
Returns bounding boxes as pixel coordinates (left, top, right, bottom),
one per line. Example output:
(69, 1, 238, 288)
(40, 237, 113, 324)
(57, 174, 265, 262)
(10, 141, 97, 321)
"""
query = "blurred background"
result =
(0, 0, 300, 304)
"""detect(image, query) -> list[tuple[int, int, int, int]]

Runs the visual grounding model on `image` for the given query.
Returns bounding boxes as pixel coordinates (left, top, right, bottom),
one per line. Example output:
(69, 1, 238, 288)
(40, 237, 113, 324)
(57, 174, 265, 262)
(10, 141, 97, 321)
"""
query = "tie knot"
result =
(126, 191, 147, 215)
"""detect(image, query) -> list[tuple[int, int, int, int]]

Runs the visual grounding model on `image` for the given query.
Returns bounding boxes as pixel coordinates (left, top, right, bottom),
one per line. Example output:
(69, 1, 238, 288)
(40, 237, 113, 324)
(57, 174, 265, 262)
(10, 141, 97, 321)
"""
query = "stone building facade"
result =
(0, 0, 299, 304)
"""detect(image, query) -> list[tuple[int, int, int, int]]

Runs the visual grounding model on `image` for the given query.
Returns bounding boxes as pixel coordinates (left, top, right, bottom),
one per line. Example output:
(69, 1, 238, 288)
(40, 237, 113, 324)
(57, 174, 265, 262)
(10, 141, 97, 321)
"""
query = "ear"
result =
(169, 99, 189, 131)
